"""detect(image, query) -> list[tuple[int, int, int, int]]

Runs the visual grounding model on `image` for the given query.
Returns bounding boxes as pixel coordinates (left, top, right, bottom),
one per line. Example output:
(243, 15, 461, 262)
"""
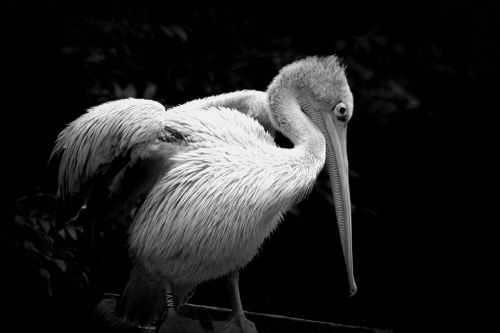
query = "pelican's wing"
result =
(51, 98, 185, 228)
(169, 90, 276, 135)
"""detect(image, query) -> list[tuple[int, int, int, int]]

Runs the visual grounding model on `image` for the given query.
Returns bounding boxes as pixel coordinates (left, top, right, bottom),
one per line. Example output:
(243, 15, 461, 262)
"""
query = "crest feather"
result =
(268, 55, 349, 106)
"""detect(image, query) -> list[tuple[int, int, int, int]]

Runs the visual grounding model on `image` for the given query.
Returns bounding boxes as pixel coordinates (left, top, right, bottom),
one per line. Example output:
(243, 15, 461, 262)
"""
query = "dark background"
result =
(2, 1, 498, 332)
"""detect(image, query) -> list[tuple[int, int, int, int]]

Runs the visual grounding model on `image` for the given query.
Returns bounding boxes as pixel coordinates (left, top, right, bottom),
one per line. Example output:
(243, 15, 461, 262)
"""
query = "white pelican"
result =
(52, 55, 356, 332)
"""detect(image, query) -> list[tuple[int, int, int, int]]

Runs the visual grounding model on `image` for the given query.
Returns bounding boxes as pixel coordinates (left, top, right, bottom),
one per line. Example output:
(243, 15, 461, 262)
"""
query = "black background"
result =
(2, 1, 498, 332)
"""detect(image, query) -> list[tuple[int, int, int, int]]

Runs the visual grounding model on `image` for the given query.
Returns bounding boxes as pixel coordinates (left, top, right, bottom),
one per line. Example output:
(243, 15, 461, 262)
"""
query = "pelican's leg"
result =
(223, 270, 258, 333)
(156, 283, 177, 332)
(227, 270, 244, 318)
(156, 284, 205, 333)
(163, 291, 177, 317)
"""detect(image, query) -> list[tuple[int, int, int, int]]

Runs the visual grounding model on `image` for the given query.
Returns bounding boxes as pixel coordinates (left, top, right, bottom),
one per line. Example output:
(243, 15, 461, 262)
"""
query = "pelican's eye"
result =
(333, 102, 348, 122)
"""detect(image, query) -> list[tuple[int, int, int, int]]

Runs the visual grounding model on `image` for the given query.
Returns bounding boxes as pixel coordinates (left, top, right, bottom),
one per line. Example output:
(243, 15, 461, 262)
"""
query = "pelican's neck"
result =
(270, 89, 326, 166)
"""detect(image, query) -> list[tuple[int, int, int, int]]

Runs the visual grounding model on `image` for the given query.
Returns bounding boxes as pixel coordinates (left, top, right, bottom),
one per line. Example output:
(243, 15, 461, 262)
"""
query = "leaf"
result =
(39, 219, 51, 233)
(39, 268, 53, 296)
(66, 225, 78, 241)
(23, 241, 39, 253)
(122, 84, 137, 97)
(159, 25, 189, 43)
(58, 249, 75, 259)
(159, 25, 174, 38)
(39, 268, 50, 280)
(73, 225, 84, 233)
(75, 267, 90, 287)
(14, 214, 29, 227)
(57, 228, 66, 240)
(170, 26, 188, 43)
(86, 50, 105, 64)
(81, 271, 89, 285)
(113, 83, 137, 98)
(143, 81, 157, 99)
(52, 259, 67, 272)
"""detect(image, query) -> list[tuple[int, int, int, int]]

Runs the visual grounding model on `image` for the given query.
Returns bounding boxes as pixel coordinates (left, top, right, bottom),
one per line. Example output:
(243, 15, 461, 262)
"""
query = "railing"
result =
(94, 294, 393, 333)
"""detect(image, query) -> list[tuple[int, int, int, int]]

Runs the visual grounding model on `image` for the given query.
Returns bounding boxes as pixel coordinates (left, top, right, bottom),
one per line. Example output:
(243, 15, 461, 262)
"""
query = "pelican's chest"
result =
(128, 145, 301, 280)
(128, 107, 321, 282)
(129, 169, 286, 282)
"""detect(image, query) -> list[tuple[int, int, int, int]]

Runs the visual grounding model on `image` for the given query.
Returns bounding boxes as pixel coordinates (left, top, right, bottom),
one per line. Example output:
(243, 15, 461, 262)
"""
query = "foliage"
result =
(58, 14, 298, 111)
(339, 29, 421, 121)
(60, 16, 422, 120)
(12, 193, 89, 296)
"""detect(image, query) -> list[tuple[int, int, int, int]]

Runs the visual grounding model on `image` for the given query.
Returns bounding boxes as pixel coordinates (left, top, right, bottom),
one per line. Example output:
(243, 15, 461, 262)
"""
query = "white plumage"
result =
(52, 55, 356, 329)
(129, 105, 324, 285)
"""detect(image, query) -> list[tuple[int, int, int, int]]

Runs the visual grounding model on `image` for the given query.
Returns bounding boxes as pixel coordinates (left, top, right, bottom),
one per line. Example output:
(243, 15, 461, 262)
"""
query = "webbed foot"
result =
(218, 315, 258, 333)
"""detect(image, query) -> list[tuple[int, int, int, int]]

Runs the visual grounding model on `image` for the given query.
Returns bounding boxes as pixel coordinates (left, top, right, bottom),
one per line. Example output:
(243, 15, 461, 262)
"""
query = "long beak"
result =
(320, 112, 357, 296)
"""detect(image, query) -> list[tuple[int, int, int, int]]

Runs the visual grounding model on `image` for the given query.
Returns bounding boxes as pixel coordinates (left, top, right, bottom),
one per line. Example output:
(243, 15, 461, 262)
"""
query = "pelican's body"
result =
(52, 56, 356, 330)
(130, 103, 323, 289)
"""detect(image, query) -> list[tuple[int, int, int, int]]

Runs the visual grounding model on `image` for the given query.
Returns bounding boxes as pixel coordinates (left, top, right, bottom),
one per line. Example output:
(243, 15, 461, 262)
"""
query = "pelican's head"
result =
(267, 55, 356, 296)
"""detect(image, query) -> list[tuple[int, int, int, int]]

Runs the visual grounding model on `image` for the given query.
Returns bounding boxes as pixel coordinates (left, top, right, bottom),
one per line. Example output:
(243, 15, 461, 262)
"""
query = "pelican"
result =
(51, 55, 356, 332)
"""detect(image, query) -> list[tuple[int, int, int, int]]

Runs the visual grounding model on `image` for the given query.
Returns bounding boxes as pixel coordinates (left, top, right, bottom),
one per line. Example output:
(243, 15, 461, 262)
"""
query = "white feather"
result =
(128, 106, 324, 290)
